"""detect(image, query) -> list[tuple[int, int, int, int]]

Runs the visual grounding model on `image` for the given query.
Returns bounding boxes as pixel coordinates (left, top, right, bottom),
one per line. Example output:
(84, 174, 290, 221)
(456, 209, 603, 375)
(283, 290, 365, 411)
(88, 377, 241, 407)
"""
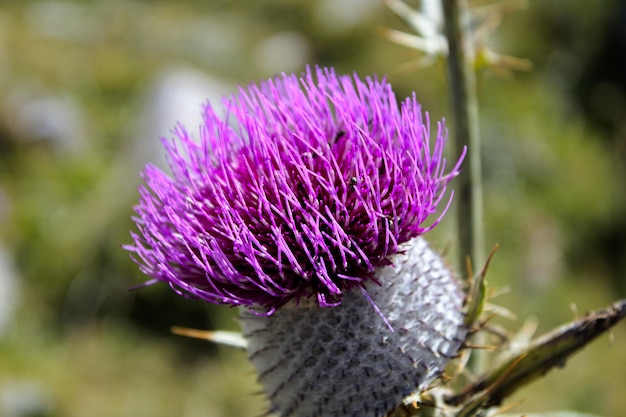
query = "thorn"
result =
(462, 343, 498, 351)
(465, 255, 473, 281)
(170, 326, 248, 350)
(483, 303, 517, 321)
(489, 398, 525, 416)
(453, 346, 473, 379)
(487, 285, 511, 299)
(481, 243, 499, 278)
(439, 372, 453, 382)
(480, 324, 510, 343)
(253, 407, 276, 417)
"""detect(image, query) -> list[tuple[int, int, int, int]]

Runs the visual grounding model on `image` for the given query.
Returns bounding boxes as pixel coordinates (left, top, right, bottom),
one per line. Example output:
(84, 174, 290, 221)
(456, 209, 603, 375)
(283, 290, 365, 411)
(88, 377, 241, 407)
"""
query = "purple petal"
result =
(126, 66, 464, 312)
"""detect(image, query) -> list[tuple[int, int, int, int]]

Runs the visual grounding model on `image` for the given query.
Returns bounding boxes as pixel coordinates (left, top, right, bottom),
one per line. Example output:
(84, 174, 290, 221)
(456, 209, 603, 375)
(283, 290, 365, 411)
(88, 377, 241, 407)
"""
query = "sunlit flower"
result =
(126, 66, 463, 314)
(126, 67, 469, 416)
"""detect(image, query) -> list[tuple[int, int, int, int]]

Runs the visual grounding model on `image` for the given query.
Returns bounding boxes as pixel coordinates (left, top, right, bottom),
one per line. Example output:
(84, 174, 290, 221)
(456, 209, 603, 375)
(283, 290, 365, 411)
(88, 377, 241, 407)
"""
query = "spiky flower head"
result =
(126, 66, 463, 313)
(126, 67, 469, 417)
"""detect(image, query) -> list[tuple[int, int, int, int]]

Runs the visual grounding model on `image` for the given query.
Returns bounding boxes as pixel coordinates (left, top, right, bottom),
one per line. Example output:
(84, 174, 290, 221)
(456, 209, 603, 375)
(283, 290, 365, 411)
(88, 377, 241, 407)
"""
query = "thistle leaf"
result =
(450, 299, 626, 416)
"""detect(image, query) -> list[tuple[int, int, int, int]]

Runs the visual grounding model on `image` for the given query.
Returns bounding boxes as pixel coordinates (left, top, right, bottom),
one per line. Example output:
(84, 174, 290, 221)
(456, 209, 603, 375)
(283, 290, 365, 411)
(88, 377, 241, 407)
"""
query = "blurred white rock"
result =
(181, 14, 245, 70)
(0, 244, 18, 338)
(25, 0, 103, 44)
(253, 31, 311, 76)
(128, 66, 235, 173)
(1, 380, 53, 417)
(316, 0, 382, 33)
(5, 93, 88, 154)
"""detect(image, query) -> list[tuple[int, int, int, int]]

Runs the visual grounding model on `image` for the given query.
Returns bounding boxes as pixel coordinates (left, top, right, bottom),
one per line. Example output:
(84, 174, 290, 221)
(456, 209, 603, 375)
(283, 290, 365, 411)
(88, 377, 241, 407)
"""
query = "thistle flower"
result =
(126, 66, 467, 417)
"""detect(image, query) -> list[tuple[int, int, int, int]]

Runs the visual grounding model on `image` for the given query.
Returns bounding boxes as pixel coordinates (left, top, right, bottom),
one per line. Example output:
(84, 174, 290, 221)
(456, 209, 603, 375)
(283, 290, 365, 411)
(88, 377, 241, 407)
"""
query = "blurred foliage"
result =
(0, 0, 625, 416)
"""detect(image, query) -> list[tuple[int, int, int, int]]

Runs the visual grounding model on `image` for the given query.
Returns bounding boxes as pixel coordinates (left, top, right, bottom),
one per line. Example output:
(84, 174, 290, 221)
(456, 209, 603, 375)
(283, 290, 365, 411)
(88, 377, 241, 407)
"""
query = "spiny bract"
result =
(241, 237, 467, 417)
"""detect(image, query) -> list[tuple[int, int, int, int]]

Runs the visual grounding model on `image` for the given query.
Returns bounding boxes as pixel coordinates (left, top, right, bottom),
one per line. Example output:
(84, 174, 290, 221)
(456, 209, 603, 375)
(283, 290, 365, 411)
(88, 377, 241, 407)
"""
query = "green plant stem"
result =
(441, 0, 485, 372)
(441, 0, 484, 277)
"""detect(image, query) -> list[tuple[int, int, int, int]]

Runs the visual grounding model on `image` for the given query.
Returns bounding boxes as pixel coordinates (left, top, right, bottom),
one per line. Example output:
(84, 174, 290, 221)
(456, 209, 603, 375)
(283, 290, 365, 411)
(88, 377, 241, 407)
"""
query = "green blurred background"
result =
(0, 0, 625, 416)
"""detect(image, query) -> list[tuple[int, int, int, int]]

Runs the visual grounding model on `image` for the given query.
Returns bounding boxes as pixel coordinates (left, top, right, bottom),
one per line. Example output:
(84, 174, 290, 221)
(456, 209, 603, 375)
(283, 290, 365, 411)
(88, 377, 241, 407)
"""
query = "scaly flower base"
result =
(240, 237, 468, 417)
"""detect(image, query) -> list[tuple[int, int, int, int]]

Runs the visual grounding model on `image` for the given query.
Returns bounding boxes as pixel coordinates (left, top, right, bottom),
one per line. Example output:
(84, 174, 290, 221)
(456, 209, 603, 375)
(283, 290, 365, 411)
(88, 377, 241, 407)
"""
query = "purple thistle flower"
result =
(126, 66, 464, 313)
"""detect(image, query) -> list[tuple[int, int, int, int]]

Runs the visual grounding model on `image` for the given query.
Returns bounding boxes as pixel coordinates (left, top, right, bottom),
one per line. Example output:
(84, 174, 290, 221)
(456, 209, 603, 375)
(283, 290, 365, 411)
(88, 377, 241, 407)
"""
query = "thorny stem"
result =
(448, 299, 626, 416)
(441, 0, 484, 281)
(441, 0, 485, 373)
